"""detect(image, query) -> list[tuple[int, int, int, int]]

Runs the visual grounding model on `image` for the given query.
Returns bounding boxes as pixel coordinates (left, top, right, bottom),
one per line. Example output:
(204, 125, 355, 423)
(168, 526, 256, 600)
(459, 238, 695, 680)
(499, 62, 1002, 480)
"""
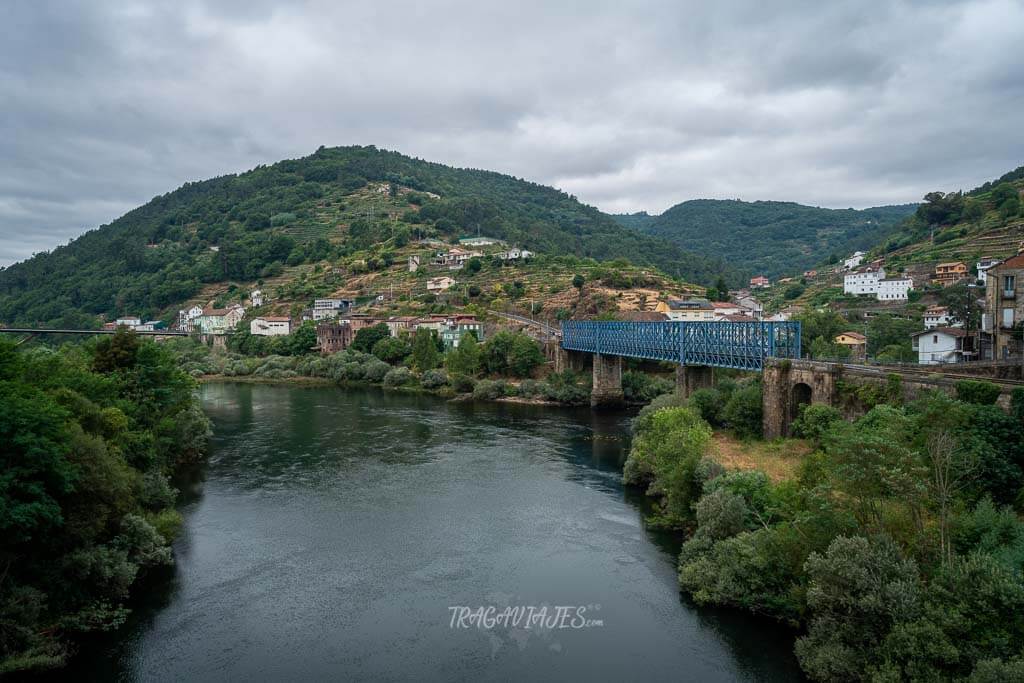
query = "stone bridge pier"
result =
(762, 359, 840, 439)
(676, 365, 715, 396)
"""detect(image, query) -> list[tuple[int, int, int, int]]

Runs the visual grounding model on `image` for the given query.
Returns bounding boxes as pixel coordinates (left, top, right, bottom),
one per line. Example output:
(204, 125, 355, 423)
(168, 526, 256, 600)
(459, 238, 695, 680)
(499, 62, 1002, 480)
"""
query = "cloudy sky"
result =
(2, 0, 1023, 266)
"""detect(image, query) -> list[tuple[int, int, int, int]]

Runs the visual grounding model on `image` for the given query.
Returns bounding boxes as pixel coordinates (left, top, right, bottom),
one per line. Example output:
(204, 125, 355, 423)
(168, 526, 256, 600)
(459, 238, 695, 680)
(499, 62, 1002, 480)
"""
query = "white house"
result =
(876, 277, 913, 301)
(844, 267, 886, 295)
(250, 316, 291, 336)
(911, 327, 974, 364)
(115, 316, 142, 328)
(408, 255, 421, 272)
(251, 289, 264, 307)
(427, 276, 456, 293)
(923, 306, 958, 329)
(844, 251, 866, 271)
(459, 236, 502, 247)
(312, 298, 353, 321)
(977, 258, 1001, 286)
(195, 304, 245, 334)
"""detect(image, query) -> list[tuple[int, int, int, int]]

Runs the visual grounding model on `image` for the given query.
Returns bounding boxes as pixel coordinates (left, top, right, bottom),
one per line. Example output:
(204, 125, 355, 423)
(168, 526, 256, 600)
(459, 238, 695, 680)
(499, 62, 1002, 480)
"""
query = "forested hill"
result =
(616, 199, 917, 279)
(0, 146, 728, 327)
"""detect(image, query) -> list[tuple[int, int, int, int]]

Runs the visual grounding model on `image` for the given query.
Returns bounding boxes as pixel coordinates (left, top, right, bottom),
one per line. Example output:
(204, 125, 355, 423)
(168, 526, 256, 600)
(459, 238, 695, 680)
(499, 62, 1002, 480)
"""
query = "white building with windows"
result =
(250, 316, 291, 336)
(911, 327, 974, 364)
(843, 251, 866, 271)
(251, 289, 264, 307)
(877, 277, 912, 301)
(977, 258, 1001, 286)
(312, 298, 353, 321)
(844, 267, 886, 295)
(923, 306, 957, 329)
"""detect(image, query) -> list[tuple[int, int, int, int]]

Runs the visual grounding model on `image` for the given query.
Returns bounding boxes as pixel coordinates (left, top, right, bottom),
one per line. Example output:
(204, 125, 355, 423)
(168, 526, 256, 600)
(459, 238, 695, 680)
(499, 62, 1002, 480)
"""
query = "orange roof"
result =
(837, 331, 867, 342)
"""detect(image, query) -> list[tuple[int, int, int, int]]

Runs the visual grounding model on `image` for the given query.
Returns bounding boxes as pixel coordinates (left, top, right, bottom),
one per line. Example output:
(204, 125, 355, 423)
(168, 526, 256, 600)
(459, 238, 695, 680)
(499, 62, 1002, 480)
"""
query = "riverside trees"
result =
(623, 384, 1024, 680)
(0, 330, 210, 673)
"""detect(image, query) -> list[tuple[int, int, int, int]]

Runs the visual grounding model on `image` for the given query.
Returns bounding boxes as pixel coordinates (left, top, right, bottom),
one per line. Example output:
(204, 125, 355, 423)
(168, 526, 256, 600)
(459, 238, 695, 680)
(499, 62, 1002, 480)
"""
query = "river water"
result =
(66, 383, 802, 682)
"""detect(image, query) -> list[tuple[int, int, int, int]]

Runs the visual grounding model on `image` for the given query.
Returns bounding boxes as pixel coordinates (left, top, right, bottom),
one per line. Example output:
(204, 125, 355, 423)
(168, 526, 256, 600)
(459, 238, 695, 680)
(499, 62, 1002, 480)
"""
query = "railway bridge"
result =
(558, 320, 1021, 437)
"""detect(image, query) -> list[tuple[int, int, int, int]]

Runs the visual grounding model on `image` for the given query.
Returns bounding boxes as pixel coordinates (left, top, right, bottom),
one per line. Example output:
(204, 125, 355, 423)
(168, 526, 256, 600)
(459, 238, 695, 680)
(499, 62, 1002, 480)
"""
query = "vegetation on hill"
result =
(0, 330, 210, 672)
(625, 385, 1024, 681)
(0, 146, 725, 327)
(616, 199, 916, 280)
(872, 167, 1024, 269)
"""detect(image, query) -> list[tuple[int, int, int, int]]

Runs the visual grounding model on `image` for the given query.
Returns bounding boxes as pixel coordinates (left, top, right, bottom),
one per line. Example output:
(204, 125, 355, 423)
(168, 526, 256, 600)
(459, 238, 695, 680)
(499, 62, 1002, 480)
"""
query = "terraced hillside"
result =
(0, 146, 723, 327)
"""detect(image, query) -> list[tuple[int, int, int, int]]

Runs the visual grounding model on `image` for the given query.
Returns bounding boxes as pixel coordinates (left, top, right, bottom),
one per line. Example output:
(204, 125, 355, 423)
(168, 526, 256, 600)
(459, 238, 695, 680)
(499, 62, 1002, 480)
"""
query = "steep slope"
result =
(0, 146, 727, 326)
(616, 200, 916, 279)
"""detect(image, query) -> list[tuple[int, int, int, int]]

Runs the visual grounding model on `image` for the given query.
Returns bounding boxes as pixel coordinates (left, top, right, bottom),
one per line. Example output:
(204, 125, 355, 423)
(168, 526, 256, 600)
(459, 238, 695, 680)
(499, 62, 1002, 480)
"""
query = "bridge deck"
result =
(0, 327, 188, 337)
(561, 321, 801, 371)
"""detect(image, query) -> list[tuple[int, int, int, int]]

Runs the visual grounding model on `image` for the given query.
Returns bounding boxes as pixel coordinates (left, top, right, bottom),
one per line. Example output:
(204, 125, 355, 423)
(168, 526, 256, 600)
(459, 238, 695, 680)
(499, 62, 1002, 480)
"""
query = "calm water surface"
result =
(67, 383, 802, 682)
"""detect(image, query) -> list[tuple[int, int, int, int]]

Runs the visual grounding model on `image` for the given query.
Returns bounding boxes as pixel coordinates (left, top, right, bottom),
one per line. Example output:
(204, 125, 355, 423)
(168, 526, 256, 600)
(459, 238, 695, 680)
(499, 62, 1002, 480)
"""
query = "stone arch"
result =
(790, 382, 813, 426)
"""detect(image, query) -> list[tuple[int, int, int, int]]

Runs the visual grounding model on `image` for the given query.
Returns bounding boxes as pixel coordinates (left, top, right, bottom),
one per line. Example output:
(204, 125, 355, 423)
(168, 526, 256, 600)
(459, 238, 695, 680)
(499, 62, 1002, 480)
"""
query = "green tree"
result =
(93, 328, 140, 373)
(351, 323, 390, 353)
(572, 274, 585, 290)
(410, 329, 441, 372)
(445, 332, 482, 377)
(372, 336, 412, 364)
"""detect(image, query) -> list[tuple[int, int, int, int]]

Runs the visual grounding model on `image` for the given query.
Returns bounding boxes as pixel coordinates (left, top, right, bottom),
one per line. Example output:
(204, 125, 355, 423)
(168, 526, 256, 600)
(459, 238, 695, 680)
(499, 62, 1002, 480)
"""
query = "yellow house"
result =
(834, 331, 867, 359)
(654, 298, 715, 321)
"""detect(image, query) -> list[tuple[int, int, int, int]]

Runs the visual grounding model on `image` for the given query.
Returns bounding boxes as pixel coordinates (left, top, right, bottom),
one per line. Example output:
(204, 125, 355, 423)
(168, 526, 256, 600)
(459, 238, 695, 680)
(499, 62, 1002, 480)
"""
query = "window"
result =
(933, 335, 938, 344)
(1003, 308, 1015, 328)
(1004, 275, 1016, 290)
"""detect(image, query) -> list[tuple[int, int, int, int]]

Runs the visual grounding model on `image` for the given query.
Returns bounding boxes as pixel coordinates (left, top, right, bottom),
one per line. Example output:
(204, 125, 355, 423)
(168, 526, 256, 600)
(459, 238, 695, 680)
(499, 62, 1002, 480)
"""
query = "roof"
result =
(911, 327, 968, 338)
(667, 298, 713, 310)
(994, 252, 1024, 269)
(925, 306, 949, 314)
(259, 316, 291, 322)
(836, 331, 867, 342)
(721, 314, 754, 322)
(618, 310, 668, 321)
(936, 261, 966, 268)
(711, 301, 740, 309)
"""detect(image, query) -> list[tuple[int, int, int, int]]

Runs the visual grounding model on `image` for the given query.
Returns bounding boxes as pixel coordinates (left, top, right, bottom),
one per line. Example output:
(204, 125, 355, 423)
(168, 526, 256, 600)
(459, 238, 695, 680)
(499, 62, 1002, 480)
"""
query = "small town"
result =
(4, 3, 1024, 681)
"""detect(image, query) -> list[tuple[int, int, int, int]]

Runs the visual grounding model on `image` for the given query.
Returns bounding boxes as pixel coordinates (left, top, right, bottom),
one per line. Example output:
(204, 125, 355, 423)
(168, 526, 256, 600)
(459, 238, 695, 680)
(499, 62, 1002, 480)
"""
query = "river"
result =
(65, 383, 802, 682)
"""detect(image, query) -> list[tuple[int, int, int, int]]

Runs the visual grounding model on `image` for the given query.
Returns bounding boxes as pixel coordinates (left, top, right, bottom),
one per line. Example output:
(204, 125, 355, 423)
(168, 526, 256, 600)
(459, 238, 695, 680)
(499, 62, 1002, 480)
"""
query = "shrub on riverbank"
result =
(625, 386, 1024, 680)
(0, 331, 210, 673)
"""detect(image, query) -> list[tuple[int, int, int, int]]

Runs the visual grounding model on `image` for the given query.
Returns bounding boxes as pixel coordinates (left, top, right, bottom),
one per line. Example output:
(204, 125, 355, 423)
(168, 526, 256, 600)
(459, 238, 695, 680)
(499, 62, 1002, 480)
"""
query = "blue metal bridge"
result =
(560, 320, 801, 371)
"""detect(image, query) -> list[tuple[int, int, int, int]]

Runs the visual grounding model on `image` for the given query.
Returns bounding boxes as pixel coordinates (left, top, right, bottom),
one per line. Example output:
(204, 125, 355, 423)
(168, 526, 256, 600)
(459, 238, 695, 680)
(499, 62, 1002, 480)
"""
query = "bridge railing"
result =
(560, 320, 801, 371)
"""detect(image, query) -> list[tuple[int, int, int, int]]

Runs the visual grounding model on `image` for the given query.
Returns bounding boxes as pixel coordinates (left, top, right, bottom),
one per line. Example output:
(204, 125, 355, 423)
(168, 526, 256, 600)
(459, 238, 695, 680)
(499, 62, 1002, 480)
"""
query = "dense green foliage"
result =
(617, 200, 916, 280)
(0, 331, 210, 672)
(623, 388, 1024, 680)
(0, 146, 723, 326)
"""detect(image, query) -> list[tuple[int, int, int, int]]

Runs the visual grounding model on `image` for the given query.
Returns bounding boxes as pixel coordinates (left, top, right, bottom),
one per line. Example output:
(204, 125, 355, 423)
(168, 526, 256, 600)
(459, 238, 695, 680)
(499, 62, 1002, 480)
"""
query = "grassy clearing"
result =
(710, 431, 811, 482)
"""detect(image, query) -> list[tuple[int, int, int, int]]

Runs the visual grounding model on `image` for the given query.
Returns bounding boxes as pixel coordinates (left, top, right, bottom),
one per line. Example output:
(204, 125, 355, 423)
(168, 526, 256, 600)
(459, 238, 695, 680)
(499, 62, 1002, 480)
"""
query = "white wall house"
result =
(977, 258, 1001, 286)
(427, 276, 456, 293)
(877, 277, 912, 301)
(251, 290, 264, 307)
(115, 316, 142, 328)
(312, 298, 353, 321)
(923, 306, 957, 329)
(911, 328, 971, 364)
(843, 251, 866, 271)
(844, 267, 886, 295)
(250, 316, 291, 336)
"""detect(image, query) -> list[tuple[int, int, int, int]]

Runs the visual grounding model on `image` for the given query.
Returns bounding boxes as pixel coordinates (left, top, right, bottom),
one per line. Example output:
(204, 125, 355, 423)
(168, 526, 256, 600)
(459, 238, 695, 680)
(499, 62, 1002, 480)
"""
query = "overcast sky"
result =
(2, 0, 1023, 266)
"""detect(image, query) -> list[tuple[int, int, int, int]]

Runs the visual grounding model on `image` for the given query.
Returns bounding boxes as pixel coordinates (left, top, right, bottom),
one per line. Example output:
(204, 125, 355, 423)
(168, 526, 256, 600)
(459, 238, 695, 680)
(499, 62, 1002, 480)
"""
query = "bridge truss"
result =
(560, 320, 801, 371)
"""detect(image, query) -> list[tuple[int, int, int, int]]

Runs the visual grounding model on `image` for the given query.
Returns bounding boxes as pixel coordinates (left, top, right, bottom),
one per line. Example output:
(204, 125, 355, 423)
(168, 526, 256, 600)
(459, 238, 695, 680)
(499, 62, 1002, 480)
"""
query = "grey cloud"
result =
(1, 0, 1023, 266)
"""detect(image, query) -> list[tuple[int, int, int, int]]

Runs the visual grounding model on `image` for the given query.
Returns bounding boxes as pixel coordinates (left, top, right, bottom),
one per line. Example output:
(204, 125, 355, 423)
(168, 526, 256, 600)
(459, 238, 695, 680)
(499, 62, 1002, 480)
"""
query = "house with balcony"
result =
(843, 251, 866, 271)
(923, 306, 956, 329)
(933, 261, 969, 287)
(749, 275, 770, 289)
(984, 251, 1024, 359)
